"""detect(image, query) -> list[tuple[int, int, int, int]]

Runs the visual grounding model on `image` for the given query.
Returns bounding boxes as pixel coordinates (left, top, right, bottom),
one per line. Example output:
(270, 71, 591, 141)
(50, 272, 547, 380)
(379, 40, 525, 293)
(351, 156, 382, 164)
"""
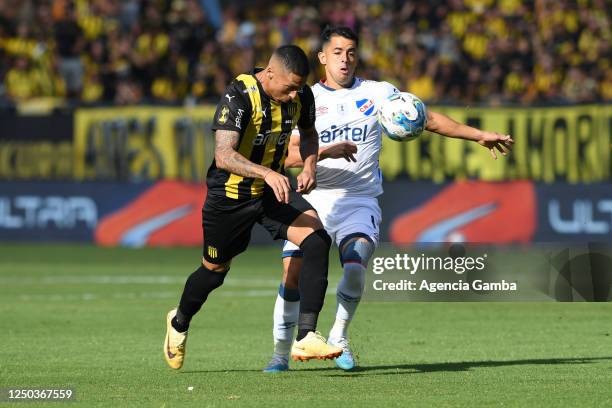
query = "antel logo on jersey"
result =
(253, 132, 290, 146)
(320, 124, 369, 143)
(356, 99, 375, 116)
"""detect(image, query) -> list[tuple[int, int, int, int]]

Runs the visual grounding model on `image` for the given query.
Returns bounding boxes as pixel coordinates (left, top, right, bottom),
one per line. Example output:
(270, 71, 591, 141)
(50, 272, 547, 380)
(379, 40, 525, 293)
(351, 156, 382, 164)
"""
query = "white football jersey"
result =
(307, 77, 399, 197)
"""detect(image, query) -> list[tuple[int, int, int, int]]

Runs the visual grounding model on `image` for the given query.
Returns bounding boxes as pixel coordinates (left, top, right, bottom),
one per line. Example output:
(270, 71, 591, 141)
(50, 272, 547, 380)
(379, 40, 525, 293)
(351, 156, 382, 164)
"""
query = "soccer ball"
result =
(377, 92, 427, 142)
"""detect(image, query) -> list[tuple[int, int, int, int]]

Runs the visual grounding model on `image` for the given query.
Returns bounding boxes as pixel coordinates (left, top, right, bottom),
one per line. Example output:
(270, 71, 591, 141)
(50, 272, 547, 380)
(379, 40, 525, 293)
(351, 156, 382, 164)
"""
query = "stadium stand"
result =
(0, 0, 610, 107)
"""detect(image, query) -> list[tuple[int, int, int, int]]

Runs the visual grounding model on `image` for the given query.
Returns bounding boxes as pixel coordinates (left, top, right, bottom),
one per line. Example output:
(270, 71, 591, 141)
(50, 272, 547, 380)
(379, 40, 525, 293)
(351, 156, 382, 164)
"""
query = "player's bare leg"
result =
(264, 257, 301, 372)
(285, 210, 342, 362)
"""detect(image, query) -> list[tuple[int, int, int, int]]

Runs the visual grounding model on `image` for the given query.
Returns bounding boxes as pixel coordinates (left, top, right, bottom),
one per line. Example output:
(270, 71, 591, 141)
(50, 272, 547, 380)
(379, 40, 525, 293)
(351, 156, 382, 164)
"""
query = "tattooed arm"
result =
(214, 129, 270, 178)
(214, 129, 291, 203)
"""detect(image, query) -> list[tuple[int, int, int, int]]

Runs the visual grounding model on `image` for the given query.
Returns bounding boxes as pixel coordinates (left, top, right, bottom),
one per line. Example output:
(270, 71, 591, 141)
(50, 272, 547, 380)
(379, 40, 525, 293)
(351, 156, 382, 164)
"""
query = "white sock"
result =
(329, 263, 366, 340)
(272, 293, 299, 358)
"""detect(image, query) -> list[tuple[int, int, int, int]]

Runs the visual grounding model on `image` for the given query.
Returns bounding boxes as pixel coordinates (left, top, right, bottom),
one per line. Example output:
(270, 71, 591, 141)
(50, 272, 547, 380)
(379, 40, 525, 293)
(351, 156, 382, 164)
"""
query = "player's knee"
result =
(202, 258, 230, 273)
(286, 212, 324, 249)
(301, 209, 323, 230)
(281, 242, 303, 288)
(340, 237, 375, 267)
(340, 262, 366, 297)
(198, 266, 227, 290)
(283, 264, 300, 289)
(299, 229, 331, 255)
(183, 265, 228, 305)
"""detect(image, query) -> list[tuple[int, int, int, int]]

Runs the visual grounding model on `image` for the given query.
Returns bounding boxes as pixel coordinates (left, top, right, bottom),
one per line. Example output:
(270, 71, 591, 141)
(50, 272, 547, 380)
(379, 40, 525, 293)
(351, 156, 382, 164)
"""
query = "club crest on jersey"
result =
(207, 246, 218, 259)
(287, 103, 297, 116)
(356, 99, 376, 116)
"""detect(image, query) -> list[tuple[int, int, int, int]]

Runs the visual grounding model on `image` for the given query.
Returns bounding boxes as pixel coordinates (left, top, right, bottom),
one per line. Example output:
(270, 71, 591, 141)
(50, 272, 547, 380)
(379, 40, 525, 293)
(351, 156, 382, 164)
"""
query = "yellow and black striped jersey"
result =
(208, 69, 315, 200)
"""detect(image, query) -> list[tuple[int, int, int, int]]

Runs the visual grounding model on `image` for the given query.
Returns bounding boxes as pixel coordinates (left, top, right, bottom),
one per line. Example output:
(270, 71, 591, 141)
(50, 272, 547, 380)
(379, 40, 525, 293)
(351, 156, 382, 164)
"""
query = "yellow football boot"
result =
(291, 331, 343, 362)
(163, 309, 188, 369)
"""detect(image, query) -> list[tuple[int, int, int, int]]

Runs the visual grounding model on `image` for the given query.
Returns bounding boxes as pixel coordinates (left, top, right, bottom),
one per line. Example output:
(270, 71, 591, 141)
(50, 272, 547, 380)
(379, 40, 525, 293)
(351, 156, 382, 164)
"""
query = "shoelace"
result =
(268, 356, 288, 366)
(313, 331, 326, 342)
(170, 331, 186, 351)
(335, 337, 352, 354)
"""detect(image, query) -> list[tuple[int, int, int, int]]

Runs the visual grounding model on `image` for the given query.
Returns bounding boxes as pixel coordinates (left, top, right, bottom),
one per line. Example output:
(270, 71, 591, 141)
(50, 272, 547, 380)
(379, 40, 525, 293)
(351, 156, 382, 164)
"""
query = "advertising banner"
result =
(378, 104, 612, 183)
(2, 104, 610, 183)
(0, 181, 150, 242)
(73, 106, 217, 181)
(2, 180, 611, 245)
(380, 181, 612, 244)
(0, 113, 73, 180)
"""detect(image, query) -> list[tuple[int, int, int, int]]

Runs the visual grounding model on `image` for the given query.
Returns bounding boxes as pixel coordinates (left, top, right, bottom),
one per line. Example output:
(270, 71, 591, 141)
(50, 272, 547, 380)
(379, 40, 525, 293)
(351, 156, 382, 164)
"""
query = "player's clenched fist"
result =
(264, 170, 292, 203)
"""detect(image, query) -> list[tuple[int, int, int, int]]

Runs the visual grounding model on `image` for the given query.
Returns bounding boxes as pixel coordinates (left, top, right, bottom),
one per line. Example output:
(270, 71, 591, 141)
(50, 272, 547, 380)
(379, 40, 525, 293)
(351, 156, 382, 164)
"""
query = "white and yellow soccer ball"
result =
(377, 92, 427, 142)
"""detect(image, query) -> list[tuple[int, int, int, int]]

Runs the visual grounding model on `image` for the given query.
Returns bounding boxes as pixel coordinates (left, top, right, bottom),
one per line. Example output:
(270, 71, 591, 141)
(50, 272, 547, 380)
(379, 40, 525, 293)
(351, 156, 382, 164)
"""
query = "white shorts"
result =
(282, 189, 381, 256)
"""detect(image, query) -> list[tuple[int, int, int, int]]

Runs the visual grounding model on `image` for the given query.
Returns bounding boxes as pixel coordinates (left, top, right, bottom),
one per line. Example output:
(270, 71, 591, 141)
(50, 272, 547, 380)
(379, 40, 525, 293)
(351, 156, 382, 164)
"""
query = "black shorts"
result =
(202, 186, 315, 263)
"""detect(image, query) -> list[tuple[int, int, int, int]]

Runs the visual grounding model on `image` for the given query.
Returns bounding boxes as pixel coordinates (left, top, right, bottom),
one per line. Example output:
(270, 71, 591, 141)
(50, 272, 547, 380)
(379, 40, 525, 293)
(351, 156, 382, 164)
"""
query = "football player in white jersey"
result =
(264, 27, 514, 372)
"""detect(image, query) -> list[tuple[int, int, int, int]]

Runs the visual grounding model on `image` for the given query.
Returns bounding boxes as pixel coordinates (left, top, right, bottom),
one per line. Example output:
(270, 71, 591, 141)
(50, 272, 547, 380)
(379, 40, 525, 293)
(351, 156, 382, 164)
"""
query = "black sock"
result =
(171, 265, 227, 332)
(171, 309, 190, 333)
(296, 312, 318, 341)
(296, 229, 331, 340)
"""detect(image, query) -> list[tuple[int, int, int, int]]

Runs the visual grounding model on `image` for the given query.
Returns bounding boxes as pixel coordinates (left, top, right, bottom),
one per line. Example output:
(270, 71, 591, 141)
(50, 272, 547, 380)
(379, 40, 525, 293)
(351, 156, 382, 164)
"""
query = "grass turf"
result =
(0, 244, 610, 407)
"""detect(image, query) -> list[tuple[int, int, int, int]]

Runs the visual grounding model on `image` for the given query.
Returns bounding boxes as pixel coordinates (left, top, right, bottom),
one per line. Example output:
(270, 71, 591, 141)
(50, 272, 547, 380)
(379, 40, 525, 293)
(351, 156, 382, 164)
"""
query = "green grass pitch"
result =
(0, 244, 610, 407)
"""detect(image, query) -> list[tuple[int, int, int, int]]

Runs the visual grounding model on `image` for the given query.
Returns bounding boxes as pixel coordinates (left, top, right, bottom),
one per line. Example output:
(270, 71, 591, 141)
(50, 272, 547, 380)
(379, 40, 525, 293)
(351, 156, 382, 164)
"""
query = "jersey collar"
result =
(250, 67, 271, 101)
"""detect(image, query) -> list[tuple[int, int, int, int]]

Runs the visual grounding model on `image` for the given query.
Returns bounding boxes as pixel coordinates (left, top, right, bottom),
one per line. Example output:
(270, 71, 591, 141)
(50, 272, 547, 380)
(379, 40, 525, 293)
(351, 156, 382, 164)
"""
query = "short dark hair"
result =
(273, 45, 310, 77)
(321, 26, 359, 48)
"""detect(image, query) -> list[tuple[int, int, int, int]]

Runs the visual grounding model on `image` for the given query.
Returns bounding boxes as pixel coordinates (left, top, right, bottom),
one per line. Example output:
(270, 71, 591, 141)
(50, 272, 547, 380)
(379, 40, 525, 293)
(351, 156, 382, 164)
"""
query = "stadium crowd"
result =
(0, 0, 610, 107)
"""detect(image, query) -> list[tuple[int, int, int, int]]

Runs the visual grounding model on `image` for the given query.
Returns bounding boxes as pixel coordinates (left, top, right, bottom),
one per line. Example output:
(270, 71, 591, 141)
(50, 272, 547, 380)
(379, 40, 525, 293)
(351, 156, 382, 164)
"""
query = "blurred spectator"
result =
(114, 77, 142, 105)
(53, 1, 84, 99)
(0, 0, 610, 107)
(5, 57, 36, 100)
(562, 67, 598, 103)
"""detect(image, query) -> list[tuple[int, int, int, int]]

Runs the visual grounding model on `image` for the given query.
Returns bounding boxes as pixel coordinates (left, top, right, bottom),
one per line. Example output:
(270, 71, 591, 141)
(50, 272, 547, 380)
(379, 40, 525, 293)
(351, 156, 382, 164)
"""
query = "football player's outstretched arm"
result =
(215, 129, 291, 203)
(426, 110, 515, 160)
(284, 134, 357, 169)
